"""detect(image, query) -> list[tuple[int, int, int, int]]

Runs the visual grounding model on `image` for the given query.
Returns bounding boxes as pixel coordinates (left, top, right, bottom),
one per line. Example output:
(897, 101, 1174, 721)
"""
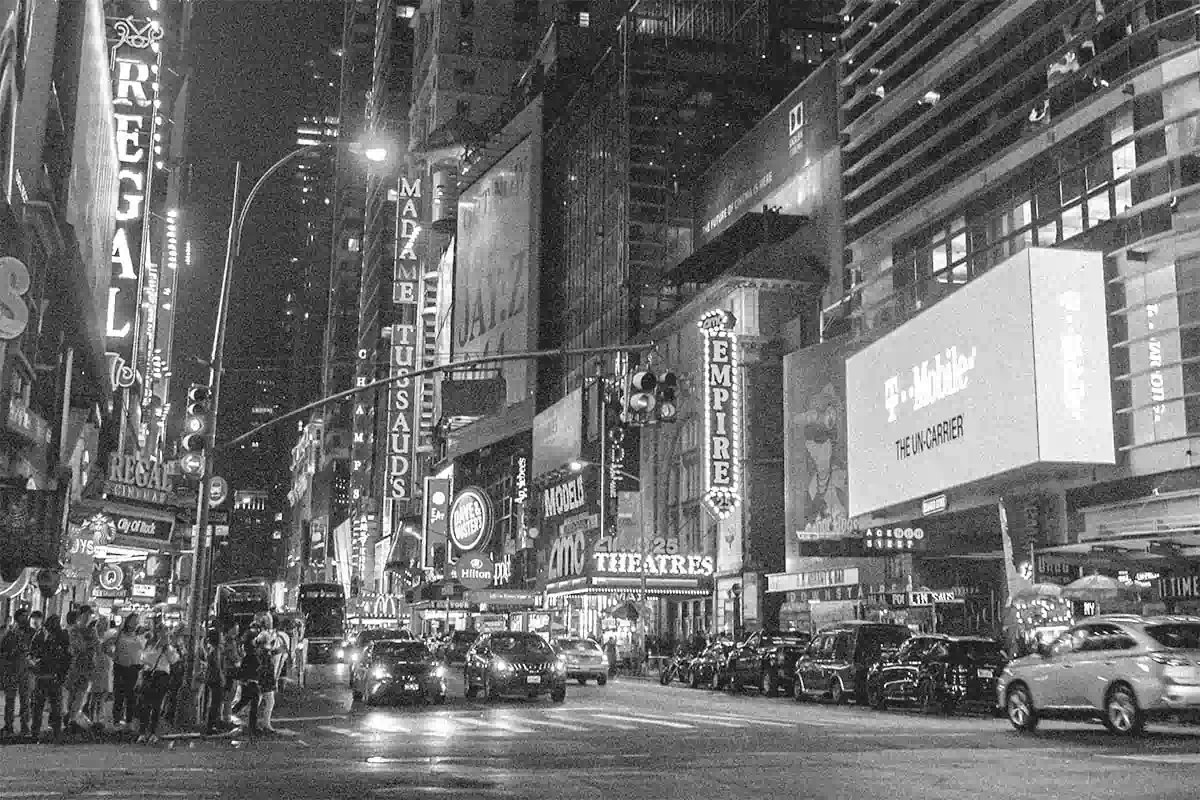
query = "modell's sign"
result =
(592, 552, 715, 577)
(105, 453, 173, 504)
(700, 309, 740, 519)
(542, 475, 587, 519)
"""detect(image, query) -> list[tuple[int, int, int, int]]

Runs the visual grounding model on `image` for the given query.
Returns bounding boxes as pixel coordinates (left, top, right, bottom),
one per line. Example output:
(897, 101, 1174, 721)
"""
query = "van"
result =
(793, 621, 911, 705)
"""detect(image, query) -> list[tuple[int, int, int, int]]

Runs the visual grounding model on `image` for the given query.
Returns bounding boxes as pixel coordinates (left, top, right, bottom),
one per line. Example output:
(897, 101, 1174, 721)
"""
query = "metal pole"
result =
(597, 366, 607, 644)
(177, 162, 241, 728)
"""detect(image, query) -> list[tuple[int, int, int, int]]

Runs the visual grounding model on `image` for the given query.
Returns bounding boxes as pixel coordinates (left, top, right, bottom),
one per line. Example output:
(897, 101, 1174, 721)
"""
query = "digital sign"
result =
(106, 15, 164, 391)
(846, 248, 1114, 516)
(700, 309, 740, 519)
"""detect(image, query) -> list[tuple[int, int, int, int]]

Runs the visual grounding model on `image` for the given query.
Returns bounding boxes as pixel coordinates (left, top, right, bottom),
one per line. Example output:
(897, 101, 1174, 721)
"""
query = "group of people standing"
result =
(200, 611, 291, 737)
(0, 605, 180, 743)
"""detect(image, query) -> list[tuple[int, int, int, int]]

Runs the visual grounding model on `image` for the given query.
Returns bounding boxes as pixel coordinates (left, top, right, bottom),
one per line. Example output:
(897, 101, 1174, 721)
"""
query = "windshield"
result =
(951, 640, 1004, 661)
(860, 627, 911, 659)
(1145, 623, 1200, 650)
(359, 629, 410, 646)
(556, 639, 601, 653)
(762, 632, 808, 648)
(491, 635, 553, 655)
(372, 641, 431, 659)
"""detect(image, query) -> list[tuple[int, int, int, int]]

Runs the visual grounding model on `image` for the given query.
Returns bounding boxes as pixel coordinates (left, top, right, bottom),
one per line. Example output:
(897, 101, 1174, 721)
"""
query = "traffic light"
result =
(656, 371, 678, 422)
(179, 383, 210, 476)
(623, 370, 657, 426)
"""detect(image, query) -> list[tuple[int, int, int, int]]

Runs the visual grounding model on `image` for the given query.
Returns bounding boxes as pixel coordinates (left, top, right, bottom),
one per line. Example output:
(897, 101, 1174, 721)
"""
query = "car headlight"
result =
(335, 649, 345, 658)
(493, 659, 512, 672)
(351, 652, 361, 662)
(434, 665, 447, 678)
(600, 655, 609, 666)
(555, 658, 567, 673)
(371, 666, 391, 679)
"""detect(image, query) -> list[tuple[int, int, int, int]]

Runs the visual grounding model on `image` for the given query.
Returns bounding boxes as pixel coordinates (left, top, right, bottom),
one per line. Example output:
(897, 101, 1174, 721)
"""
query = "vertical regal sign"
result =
(699, 309, 740, 519)
(106, 15, 163, 392)
(387, 174, 423, 499)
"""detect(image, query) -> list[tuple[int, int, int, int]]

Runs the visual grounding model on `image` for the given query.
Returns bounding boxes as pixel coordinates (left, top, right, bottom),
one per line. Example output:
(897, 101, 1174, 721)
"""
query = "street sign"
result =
(447, 551, 495, 590)
(208, 475, 228, 507)
(921, 494, 948, 516)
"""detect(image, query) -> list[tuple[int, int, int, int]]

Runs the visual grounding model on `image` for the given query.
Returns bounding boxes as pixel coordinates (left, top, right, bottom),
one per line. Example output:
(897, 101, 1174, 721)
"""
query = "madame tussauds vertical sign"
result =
(106, 16, 164, 391)
(387, 174, 423, 500)
(700, 309, 740, 519)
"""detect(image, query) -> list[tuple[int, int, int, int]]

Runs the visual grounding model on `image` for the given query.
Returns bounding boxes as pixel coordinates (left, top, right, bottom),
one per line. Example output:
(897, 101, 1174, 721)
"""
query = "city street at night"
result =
(2, 665, 1200, 799)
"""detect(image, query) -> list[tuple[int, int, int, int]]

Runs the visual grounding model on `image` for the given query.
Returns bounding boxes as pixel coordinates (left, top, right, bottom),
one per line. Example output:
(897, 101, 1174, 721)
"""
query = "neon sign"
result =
(386, 174, 423, 499)
(106, 15, 164, 391)
(699, 308, 740, 519)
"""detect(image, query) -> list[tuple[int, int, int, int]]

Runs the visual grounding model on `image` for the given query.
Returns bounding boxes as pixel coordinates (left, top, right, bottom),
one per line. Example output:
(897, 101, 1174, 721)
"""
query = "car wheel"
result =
(868, 684, 887, 711)
(1005, 683, 1039, 733)
(551, 687, 566, 703)
(597, 674, 608, 687)
(688, 669, 700, 689)
(761, 671, 778, 698)
(464, 674, 479, 700)
(793, 678, 808, 702)
(1103, 684, 1145, 737)
(829, 678, 847, 705)
(352, 688, 363, 702)
(485, 675, 501, 701)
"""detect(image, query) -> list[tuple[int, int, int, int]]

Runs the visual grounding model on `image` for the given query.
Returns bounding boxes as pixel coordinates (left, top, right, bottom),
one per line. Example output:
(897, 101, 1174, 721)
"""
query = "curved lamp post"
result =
(177, 139, 390, 727)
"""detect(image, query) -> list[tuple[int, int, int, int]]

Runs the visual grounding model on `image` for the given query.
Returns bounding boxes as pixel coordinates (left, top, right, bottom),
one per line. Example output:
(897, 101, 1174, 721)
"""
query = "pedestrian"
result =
(65, 605, 100, 732)
(202, 629, 226, 735)
(1, 607, 35, 738)
(230, 619, 262, 734)
(135, 629, 179, 744)
(29, 614, 69, 742)
(107, 613, 143, 732)
(90, 618, 117, 730)
(220, 621, 241, 726)
(253, 612, 287, 733)
(604, 634, 618, 678)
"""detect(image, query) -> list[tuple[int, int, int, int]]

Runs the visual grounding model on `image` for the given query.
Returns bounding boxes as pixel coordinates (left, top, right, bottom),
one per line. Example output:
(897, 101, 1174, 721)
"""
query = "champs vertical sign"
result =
(387, 174, 423, 499)
(699, 309, 740, 519)
(106, 15, 163, 391)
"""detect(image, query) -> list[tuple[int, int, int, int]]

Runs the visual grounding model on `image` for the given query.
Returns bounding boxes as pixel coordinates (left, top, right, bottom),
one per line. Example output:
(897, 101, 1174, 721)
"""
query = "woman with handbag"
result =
(135, 631, 179, 744)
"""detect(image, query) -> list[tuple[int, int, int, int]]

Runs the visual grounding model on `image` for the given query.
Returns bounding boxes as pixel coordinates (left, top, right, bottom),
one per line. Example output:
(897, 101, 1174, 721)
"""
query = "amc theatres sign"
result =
(592, 552, 715, 577)
(846, 249, 1114, 517)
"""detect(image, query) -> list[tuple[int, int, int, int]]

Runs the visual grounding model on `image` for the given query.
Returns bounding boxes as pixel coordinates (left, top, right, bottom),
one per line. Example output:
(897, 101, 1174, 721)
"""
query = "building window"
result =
(457, 29, 474, 54)
(515, 39, 532, 61)
(454, 69, 476, 89)
(578, 11, 589, 27)
(456, 98, 471, 118)
(459, 0, 474, 17)
(514, 0, 537, 25)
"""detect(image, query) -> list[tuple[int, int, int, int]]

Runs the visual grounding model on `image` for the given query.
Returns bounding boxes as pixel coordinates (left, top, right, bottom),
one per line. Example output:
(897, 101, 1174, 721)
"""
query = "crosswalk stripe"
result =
(561, 714, 635, 730)
(516, 717, 589, 732)
(456, 717, 536, 734)
(319, 725, 364, 738)
(591, 713, 694, 729)
(671, 714, 745, 727)
(675, 712, 798, 728)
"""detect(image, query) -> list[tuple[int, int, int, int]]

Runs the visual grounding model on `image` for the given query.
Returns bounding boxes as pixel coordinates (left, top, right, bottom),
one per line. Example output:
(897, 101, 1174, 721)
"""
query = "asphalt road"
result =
(3, 664, 1200, 799)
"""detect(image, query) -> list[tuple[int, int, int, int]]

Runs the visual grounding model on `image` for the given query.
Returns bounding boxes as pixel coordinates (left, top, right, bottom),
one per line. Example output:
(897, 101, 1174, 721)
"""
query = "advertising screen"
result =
(454, 135, 540, 406)
(846, 248, 1114, 517)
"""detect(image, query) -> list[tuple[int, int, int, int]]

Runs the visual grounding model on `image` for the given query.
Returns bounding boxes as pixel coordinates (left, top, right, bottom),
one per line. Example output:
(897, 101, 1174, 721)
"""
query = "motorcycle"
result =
(658, 647, 694, 685)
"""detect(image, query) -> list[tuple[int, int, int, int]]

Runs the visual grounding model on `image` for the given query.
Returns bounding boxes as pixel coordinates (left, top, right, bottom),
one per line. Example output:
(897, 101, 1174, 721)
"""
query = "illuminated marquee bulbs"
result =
(699, 308, 741, 520)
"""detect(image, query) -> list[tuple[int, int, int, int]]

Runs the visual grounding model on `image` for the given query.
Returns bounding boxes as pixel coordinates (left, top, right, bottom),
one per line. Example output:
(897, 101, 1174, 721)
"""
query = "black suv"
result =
(718, 629, 811, 696)
(793, 622, 911, 705)
(867, 635, 1005, 715)
(464, 631, 568, 702)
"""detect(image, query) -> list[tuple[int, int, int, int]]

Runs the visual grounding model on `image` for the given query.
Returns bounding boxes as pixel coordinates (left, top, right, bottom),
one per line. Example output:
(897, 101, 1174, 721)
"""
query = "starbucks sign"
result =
(449, 486, 494, 553)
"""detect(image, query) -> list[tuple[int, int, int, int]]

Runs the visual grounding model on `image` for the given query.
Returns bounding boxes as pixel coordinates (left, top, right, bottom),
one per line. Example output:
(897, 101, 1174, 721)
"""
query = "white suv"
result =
(998, 615, 1200, 736)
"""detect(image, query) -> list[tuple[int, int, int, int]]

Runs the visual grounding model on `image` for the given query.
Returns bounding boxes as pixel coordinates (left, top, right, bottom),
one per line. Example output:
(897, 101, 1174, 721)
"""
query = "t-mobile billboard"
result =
(846, 248, 1115, 517)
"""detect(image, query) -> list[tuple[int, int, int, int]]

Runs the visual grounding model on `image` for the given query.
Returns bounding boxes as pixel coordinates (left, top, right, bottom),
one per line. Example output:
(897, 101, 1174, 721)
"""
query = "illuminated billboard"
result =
(453, 134, 540, 406)
(386, 173, 424, 501)
(846, 248, 1115, 517)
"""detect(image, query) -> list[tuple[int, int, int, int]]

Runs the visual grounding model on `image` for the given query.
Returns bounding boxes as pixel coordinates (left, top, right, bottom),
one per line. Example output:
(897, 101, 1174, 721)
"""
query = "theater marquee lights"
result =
(699, 308, 741, 519)
(106, 15, 165, 391)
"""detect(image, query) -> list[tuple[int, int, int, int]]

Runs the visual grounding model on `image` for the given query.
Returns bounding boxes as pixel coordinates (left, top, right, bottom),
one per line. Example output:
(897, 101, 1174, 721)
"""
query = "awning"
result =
(0, 568, 32, 599)
(546, 576, 711, 598)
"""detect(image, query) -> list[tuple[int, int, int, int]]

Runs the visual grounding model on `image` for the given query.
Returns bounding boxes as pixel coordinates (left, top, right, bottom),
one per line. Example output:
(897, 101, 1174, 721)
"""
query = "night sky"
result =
(173, 1, 340, 431)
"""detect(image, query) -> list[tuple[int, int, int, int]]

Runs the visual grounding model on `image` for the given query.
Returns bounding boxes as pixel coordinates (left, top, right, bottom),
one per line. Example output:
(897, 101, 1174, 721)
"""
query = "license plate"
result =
(976, 669, 994, 679)
(404, 682, 420, 691)
(527, 675, 541, 684)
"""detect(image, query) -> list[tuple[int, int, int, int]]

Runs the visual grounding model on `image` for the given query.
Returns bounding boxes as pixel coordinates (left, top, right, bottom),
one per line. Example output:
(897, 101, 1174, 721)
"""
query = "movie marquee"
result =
(700, 309, 741, 520)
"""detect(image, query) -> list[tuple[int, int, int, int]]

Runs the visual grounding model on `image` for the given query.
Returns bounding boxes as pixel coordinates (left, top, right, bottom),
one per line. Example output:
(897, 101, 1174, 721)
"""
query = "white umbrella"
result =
(1013, 583, 1064, 600)
(1062, 573, 1122, 601)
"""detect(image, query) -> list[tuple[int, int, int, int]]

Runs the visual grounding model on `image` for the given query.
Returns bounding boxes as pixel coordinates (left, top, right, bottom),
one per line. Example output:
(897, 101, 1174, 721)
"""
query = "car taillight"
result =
(1149, 652, 1191, 668)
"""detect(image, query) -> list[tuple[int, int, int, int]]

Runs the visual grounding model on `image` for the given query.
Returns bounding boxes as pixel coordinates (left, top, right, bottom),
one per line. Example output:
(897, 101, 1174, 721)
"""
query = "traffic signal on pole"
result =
(624, 370, 657, 425)
(179, 383, 210, 476)
(656, 372, 678, 422)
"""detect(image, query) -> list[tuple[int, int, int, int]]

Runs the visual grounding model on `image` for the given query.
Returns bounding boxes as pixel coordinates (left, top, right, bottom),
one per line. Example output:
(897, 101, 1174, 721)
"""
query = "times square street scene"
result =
(6, 0, 1200, 798)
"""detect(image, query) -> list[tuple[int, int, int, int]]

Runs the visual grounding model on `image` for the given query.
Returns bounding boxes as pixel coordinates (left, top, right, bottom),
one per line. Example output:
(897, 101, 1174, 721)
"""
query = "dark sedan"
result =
(866, 635, 1005, 715)
(465, 632, 567, 702)
(351, 639, 448, 705)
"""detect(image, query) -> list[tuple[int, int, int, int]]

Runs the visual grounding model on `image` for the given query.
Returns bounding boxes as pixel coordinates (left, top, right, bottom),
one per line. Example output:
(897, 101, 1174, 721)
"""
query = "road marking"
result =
(671, 713, 745, 728)
(690, 713, 797, 728)
(591, 713, 694, 729)
(1100, 754, 1200, 764)
(565, 714, 635, 730)
(456, 717, 536, 734)
(319, 725, 364, 738)
(274, 714, 348, 723)
(515, 717, 589, 731)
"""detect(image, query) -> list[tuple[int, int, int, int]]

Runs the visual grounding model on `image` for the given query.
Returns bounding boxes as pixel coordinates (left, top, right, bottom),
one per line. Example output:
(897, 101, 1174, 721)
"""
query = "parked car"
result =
(555, 637, 609, 685)
(689, 643, 735, 689)
(793, 621, 911, 705)
(340, 629, 416, 679)
(464, 631, 568, 702)
(866, 634, 1005, 714)
(718, 629, 811, 696)
(351, 639, 448, 705)
(999, 615, 1200, 736)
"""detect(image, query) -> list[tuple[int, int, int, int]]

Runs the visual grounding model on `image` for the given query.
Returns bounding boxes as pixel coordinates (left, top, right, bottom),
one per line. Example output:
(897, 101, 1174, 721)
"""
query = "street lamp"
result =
(570, 458, 647, 672)
(177, 138, 391, 727)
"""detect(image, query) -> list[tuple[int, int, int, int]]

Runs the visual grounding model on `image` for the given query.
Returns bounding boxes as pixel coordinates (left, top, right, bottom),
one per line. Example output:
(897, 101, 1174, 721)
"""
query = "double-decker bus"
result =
(212, 579, 271, 632)
(297, 582, 347, 663)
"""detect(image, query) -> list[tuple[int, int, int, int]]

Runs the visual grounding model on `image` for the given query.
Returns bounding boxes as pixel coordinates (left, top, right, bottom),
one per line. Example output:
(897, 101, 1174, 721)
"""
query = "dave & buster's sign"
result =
(846, 249, 1114, 517)
(448, 486, 494, 553)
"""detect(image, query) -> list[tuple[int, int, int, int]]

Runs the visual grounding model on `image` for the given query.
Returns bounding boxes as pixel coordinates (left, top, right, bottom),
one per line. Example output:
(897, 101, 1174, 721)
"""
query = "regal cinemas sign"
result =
(105, 453, 173, 505)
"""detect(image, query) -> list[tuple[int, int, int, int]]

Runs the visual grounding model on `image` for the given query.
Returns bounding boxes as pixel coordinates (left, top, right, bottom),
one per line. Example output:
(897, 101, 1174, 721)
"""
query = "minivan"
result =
(793, 621, 912, 705)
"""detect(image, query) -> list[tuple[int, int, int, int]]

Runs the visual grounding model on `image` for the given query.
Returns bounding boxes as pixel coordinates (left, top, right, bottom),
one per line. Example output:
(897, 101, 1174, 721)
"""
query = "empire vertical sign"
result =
(700, 309, 741, 519)
(106, 15, 164, 391)
(387, 174, 423, 499)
